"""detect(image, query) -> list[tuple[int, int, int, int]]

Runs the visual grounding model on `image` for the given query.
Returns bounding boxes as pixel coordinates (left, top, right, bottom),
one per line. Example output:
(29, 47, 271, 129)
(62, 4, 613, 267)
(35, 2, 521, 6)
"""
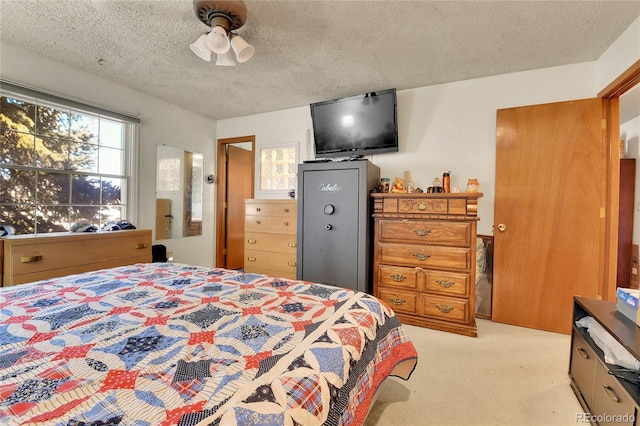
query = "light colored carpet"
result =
(364, 319, 585, 426)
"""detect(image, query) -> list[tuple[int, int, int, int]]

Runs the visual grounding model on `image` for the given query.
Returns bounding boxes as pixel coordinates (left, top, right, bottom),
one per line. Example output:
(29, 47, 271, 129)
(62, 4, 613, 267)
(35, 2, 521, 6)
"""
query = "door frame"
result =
(601, 59, 640, 301)
(215, 135, 255, 268)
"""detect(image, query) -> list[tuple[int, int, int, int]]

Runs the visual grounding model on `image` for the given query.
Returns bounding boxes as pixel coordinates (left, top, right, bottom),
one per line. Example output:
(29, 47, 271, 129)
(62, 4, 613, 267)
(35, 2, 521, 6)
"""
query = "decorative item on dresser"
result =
(372, 192, 482, 337)
(244, 199, 297, 279)
(1, 229, 152, 287)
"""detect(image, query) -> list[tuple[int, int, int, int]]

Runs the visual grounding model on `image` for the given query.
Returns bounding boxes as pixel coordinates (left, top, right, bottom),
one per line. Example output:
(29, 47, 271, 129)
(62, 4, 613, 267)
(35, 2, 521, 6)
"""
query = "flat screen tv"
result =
(310, 88, 398, 159)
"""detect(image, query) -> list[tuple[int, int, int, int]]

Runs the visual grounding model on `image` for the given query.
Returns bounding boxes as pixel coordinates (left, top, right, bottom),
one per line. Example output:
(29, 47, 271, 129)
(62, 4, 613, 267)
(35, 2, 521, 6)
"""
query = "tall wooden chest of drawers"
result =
(372, 193, 482, 337)
(244, 199, 297, 279)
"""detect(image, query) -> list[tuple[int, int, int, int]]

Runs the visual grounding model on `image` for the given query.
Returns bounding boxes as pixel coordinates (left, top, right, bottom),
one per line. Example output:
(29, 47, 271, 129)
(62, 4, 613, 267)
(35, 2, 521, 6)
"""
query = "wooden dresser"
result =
(372, 193, 482, 337)
(2, 229, 152, 287)
(244, 199, 297, 279)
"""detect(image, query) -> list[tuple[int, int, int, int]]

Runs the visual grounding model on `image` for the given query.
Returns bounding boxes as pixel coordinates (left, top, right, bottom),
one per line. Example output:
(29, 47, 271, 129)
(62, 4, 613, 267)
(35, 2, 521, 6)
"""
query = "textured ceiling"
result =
(1, 0, 639, 120)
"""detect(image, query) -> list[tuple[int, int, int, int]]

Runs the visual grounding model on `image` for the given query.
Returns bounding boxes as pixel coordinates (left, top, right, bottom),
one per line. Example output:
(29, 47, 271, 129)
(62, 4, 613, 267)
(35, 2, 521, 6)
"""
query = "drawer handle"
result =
(288, 242, 297, 248)
(412, 253, 430, 261)
(436, 279, 455, 288)
(390, 274, 406, 282)
(283, 221, 289, 226)
(576, 347, 589, 359)
(247, 239, 257, 244)
(135, 243, 147, 249)
(389, 296, 405, 306)
(417, 202, 427, 211)
(435, 304, 454, 313)
(288, 261, 297, 267)
(412, 229, 431, 237)
(256, 220, 261, 225)
(284, 208, 289, 213)
(256, 208, 261, 212)
(601, 385, 620, 403)
(247, 257, 256, 262)
(20, 255, 43, 263)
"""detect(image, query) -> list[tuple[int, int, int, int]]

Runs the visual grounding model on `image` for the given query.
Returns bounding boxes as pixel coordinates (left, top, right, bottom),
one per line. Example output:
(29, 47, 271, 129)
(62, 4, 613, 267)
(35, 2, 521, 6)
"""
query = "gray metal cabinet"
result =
(296, 160, 380, 293)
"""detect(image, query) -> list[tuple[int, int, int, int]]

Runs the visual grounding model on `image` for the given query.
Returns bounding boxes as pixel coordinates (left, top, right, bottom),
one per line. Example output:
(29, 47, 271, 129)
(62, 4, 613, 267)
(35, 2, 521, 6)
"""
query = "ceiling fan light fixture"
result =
(205, 25, 231, 54)
(190, 33, 212, 61)
(216, 49, 236, 66)
(230, 33, 254, 63)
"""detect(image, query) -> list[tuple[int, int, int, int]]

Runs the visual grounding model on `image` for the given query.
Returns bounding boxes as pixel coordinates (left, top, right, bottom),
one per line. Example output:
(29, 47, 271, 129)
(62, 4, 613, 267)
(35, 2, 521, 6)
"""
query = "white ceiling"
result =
(1, 0, 639, 120)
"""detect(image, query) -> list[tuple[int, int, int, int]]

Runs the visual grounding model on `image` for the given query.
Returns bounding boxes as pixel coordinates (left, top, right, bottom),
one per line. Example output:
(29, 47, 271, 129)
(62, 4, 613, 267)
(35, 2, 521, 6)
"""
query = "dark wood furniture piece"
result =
(618, 158, 636, 288)
(569, 297, 640, 425)
(372, 192, 482, 337)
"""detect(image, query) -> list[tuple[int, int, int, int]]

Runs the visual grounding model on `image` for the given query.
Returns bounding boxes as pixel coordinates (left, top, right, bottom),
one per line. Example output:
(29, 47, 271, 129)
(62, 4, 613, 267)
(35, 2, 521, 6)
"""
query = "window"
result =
(0, 85, 139, 235)
(259, 144, 298, 192)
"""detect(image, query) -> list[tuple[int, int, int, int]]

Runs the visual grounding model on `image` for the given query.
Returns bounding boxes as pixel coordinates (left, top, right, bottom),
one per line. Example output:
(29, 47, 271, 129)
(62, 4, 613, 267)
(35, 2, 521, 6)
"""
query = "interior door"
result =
(225, 144, 253, 270)
(493, 98, 606, 334)
(155, 198, 172, 240)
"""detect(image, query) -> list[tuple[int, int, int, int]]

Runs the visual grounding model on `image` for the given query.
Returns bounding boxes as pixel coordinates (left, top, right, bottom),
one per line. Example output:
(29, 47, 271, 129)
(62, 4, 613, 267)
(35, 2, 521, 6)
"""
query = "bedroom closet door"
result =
(493, 98, 606, 334)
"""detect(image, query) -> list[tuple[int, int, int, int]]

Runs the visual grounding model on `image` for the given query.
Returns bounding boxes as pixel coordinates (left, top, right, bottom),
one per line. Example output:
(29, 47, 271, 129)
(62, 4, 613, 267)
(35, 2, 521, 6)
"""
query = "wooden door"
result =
(225, 145, 253, 270)
(617, 159, 635, 287)
(155, 198, 172, 240)
(493, 98, 606, 334)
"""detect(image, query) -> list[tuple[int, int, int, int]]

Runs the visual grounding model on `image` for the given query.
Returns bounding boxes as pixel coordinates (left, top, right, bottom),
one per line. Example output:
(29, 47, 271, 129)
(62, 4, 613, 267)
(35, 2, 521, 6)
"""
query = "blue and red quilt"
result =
(0, 263, 417, 425)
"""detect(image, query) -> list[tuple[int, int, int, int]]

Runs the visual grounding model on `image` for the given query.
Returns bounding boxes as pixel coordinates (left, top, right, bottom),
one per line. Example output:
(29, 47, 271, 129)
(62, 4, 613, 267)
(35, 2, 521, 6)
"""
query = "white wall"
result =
(597, 17, 640, 93)
(218, 62, 596, 235)
(0, 44, 218, 267)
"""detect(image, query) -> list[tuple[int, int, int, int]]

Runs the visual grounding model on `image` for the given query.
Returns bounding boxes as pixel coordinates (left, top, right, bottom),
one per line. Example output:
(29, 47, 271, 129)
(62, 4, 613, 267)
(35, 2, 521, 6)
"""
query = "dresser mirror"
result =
(156, 145, 203, 239)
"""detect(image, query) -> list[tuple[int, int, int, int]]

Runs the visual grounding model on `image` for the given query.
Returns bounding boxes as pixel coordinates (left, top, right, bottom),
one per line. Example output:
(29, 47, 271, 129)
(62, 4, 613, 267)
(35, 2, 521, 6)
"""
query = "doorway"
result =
(215, 136, 255, 269)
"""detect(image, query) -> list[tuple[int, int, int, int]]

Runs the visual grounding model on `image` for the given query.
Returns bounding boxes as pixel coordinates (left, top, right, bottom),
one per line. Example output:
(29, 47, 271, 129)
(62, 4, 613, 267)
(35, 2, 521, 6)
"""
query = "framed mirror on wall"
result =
(156, 145, 203, 239)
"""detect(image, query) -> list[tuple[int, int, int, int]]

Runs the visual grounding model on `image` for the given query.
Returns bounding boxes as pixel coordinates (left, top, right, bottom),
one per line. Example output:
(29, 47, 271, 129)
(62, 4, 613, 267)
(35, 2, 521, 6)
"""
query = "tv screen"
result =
(310, 88, 398, 159)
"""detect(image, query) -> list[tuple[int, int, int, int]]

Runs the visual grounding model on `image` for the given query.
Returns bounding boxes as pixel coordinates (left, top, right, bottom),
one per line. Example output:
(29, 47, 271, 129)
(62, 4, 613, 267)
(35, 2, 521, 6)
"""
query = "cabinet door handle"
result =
(20, 255, 43, 263)
(255, 220, 261, 225)
(412, 229, 431, 236)
(417, 202, 427, 211)
(436, 279, 455, 288)
(412, 253, 430, 261)
(576, 347, 589, 359)
(247, 239, 257, 244)
(135, 243, 147, 249)
(436, 304, 454, 313)
(247, 257, 256, 262)
(283, 221, 289, 226)
(389, 296, 405, 306)
(256, 208, 261, 212)
(287, 261, 297, 267)
(390, 274, 406, 282)
(288, 242, 297, 247)
(284, 208, 289, 213)
(601, 385, 620, 403)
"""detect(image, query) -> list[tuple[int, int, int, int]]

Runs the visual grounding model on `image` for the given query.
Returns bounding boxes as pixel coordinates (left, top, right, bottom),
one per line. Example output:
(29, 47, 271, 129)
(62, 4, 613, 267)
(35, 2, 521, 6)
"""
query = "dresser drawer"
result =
(379, 219, 471, 246)
(271, 203, 297, 218)
(591, 359, 637, 425)
(379, 243, 470, 271)
(420, 294, 470, 323)
(570, 329, 598, 408)
(7, 231, 151, 277)
(245, 250, 297, 274)
(378, 265, 418, 289)
(378, 288, 417, 314)
(245, 216, 296, 235)
(245, 202, 273, 217)
(245, 232, 297, 254)
(423, 270, 469, 296)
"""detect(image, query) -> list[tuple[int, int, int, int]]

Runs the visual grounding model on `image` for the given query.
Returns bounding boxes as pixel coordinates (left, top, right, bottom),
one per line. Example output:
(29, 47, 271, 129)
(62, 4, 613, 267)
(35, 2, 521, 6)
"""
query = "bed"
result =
(0, 263, 417, 425)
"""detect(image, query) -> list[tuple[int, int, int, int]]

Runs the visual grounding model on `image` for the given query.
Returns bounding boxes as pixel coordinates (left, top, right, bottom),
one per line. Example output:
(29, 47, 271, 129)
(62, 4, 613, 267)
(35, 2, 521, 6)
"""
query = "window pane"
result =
(102, 178, 123, 204)
(100, 120, 123, 148)
(1, 130, 35, 166)
(69, 141, 98, 172)
(70, 111, 99, 144)
(101, 205, 122, 224)
(72, 175, 100, 205)
(1, 96, 36, 133)
(1, 204, 35, 234)
(38, 172, 70, 204)
(36, 136, 69, 169)
(36, 104, 70, 139)
(70, 206, 100, 226)
(37, 205, 70, 233)
(1, 168, 35, 203)
(99, 146, 123, 175)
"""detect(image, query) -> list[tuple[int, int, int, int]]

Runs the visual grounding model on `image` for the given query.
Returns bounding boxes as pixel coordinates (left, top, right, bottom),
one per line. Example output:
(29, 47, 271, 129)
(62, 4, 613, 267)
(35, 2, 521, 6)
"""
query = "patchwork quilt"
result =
(0, 263, 417, 425)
